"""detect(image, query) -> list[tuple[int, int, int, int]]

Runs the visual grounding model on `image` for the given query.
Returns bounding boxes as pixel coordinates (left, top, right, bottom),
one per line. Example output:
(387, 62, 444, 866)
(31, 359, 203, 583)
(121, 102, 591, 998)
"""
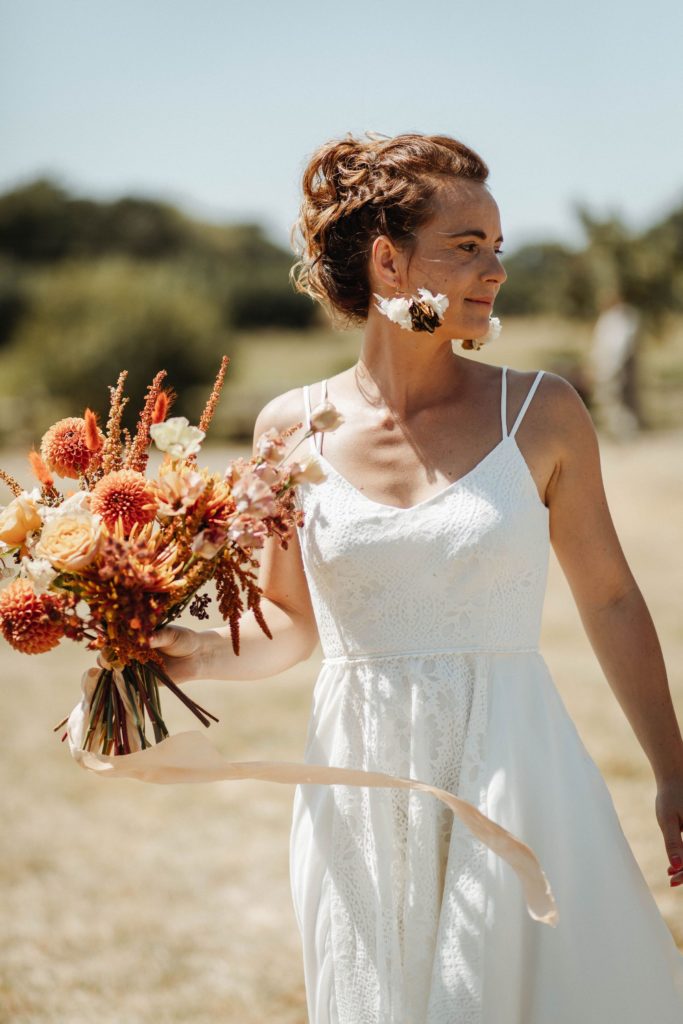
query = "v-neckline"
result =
(315, 435, 511, 513)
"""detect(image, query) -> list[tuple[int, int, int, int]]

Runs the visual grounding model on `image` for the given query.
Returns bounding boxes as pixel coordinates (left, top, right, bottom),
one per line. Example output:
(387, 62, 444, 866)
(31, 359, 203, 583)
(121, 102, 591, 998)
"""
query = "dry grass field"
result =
(1, 334, 683, 1021)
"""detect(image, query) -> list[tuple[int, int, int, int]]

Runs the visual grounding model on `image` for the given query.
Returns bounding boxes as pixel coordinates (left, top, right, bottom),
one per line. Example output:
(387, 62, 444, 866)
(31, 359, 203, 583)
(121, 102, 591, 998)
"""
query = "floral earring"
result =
(454, 315, 502, 352)
(373, 287, 449, 333)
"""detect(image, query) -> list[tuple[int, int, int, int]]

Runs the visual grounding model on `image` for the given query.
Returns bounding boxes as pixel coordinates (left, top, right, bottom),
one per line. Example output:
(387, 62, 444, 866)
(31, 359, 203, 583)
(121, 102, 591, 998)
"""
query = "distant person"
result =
(591, 289, 644, 438)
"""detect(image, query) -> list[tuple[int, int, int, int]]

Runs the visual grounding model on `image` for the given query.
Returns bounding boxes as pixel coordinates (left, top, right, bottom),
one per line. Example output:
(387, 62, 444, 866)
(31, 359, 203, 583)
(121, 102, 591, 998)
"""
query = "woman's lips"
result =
(466, 297, 493, 306)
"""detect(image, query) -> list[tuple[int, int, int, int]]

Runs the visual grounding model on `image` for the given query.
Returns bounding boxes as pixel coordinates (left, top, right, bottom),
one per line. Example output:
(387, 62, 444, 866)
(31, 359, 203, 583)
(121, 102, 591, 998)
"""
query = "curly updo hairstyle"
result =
(289, 130, 489, 329)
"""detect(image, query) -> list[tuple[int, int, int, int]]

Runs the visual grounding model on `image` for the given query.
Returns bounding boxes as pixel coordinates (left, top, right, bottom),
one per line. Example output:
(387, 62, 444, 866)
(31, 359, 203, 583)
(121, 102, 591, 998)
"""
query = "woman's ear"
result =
(369, 234, 404, 293)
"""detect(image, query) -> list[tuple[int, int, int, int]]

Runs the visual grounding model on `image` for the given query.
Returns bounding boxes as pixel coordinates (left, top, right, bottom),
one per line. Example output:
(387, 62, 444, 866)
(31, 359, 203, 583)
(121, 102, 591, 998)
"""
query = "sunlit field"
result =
(1, 321, 682, 1022)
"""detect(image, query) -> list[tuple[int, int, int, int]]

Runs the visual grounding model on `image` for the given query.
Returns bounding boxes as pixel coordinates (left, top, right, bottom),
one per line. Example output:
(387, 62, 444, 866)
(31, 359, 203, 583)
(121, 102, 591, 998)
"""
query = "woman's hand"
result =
(655, 778, 683, 888)
(148, 624, 203, 686)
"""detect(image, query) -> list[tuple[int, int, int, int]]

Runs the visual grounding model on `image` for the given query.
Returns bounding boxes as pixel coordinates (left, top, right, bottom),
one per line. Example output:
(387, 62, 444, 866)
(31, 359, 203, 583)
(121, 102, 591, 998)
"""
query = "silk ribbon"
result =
(67, 666, 559, 927)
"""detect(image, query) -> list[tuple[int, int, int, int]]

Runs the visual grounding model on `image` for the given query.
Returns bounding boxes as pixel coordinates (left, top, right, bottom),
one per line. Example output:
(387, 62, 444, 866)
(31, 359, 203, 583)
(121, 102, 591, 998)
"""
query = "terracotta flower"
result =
(90, 470, 158, 533)
(41, 417, 104, 479)
(0, 578, 66, 653)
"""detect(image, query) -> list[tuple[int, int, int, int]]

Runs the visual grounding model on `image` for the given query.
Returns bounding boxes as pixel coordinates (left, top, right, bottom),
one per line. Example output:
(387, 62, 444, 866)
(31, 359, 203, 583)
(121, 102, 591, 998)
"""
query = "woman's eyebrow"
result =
(439, 229, 504, 242)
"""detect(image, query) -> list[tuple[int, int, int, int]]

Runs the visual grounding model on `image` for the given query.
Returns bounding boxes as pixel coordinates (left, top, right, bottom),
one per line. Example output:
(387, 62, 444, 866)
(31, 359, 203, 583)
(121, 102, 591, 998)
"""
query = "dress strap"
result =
(509, 370, 545, 439)
(302, 380, 328, 454)
(500, 366, 509, 439)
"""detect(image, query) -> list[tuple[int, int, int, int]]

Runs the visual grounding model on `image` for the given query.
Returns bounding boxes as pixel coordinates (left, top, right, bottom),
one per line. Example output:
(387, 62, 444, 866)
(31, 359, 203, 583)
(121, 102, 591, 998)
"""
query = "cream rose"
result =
(34, 512, 101, 571)
(0, 494, 42, 546)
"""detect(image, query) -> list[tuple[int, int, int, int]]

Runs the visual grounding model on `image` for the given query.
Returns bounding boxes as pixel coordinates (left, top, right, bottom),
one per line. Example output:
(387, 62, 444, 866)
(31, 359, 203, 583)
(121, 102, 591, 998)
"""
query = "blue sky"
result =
(2, 0, 682, 254)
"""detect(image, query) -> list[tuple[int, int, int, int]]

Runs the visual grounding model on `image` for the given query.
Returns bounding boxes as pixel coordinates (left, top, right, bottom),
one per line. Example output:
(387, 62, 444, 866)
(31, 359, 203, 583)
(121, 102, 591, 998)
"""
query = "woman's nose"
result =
(486, 252, 507, 285)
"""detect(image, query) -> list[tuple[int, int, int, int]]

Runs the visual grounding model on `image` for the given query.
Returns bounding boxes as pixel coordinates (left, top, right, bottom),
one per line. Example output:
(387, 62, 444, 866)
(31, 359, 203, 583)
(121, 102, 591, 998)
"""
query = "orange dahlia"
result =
(0, 578, 66, 653)
(90, 470, 158, 533)
(41, 417, 104, 478)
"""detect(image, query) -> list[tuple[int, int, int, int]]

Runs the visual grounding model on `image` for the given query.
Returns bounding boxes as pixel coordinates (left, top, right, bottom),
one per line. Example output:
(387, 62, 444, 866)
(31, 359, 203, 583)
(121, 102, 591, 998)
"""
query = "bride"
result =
(147, 131, 683, 1022)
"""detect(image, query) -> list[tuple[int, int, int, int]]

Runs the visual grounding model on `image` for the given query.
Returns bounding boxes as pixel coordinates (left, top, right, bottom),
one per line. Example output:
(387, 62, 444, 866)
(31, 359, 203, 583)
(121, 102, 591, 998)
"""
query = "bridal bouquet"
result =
(0, 358, 340, 756)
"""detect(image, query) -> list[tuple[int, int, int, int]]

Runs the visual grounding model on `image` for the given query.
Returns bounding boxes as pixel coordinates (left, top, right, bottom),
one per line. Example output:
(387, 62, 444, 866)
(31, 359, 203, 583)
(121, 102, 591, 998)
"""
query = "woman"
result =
(151, 132, 683, 1022)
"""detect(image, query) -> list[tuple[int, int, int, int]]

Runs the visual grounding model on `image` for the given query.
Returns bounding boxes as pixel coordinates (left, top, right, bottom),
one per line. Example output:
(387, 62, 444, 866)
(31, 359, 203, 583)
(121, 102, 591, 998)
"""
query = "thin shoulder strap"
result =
(510, 370, 545, 439)
(500, 365, 509, 438)
(302, 380, 328, 454)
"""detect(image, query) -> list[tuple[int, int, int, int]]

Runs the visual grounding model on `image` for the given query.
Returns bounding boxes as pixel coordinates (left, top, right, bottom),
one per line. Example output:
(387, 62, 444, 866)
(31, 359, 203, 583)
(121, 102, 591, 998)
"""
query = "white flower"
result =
(372, 293, 413, 330)
(150, 417, 205, 459)
(463, 315, 502, 351)
(451, 315, 503, 352)
(20, 556, 58, 594)
(485, 315, 502, 342)
(416, 287, 449, 320)
(373, 288, 449, 331)
(0, 554, 18, 582)
(40, 490, 92, 522)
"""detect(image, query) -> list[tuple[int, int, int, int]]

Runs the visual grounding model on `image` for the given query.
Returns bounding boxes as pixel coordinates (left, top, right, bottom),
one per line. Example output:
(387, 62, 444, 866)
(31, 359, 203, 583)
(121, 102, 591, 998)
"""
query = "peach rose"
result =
(0, 494, 42, 547)
(34, 512, 101, 571)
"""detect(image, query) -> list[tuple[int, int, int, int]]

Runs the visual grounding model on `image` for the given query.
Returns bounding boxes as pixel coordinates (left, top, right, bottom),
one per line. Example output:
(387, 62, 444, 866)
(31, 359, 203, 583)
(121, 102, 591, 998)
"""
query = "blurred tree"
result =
(0, 258, 230, 432)
(495, 241, 595, 319)
(0, 180, 316, 329)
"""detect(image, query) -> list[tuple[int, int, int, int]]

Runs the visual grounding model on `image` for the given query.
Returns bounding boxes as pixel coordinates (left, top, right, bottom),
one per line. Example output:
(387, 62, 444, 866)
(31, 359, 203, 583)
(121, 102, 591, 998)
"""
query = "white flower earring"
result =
(453, 315, 502, 352)
(373, 287, 449, 333)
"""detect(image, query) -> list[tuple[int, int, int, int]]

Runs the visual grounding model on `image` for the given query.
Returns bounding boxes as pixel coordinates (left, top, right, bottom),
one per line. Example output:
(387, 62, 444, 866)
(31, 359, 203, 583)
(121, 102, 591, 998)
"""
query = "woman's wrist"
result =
(195, 626, 235, 681)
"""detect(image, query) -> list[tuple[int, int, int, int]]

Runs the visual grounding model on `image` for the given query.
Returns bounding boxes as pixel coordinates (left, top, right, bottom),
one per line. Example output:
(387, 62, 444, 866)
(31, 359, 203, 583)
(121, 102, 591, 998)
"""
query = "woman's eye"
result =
(459, 243, 505, 255)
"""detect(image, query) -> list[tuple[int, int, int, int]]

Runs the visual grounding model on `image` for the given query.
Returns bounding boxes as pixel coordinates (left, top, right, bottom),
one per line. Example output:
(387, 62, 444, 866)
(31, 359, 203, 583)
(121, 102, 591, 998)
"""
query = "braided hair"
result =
(289, 131, 489, 329)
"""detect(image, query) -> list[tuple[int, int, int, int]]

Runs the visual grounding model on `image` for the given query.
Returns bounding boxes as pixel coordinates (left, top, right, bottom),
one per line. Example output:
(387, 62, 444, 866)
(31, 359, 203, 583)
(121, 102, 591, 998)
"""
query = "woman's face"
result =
(372, 178, 507, 341)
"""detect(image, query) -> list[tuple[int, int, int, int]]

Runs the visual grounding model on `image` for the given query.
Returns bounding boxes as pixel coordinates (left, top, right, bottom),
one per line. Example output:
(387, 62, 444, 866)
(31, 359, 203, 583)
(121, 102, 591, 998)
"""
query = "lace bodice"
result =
(295, 366, 549, 660)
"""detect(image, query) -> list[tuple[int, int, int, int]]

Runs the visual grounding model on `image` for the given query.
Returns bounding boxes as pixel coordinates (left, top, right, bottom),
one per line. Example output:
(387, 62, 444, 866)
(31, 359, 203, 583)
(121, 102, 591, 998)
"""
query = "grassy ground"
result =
(1, 332, 683, 1021)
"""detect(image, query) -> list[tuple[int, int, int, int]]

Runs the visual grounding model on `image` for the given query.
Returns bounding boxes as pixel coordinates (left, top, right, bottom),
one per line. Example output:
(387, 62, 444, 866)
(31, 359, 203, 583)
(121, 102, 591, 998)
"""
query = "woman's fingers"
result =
(149, 625, 199, 660)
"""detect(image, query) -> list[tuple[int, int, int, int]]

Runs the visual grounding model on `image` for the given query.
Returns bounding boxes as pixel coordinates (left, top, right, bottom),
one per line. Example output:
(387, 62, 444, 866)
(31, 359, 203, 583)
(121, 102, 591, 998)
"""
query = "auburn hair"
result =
(289, 130, 489, 328)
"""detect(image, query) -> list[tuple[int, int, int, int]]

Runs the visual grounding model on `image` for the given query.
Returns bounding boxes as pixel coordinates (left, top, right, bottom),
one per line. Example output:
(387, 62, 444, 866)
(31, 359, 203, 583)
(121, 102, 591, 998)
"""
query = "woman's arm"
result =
(150, 388, 320, 683)
(538, 375, 683, 881)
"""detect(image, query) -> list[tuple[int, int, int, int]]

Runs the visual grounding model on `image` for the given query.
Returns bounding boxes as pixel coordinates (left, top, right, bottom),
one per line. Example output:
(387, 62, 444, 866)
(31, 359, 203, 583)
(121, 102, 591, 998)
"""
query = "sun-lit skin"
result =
(368, 180, 507, 360)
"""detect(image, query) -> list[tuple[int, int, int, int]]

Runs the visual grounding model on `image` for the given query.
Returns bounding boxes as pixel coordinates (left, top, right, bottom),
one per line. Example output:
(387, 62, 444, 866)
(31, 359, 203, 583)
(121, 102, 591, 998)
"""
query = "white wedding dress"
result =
(289, 366, 683, 1024)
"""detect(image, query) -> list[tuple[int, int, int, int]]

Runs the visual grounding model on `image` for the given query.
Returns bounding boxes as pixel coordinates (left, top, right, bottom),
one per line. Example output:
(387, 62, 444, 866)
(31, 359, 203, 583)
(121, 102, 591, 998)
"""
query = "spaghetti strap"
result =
(301, 385, 318, 455)
(500, 366, 509, 439)
(302, 380, 329, 455)
(510, 370, 545, 439)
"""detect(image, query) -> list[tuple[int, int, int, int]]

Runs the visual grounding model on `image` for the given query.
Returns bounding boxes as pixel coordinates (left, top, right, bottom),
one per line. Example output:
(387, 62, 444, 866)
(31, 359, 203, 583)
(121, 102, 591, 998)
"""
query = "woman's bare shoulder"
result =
(251, 384, 313, 456)
(507, 367, 594, 450)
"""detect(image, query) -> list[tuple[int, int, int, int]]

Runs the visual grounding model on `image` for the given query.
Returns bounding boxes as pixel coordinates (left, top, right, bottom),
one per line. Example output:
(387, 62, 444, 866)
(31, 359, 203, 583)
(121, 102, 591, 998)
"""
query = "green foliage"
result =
(0, 179, 316, 331)
(1, 176, 683, 442)
(0, 258, 229, 434)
